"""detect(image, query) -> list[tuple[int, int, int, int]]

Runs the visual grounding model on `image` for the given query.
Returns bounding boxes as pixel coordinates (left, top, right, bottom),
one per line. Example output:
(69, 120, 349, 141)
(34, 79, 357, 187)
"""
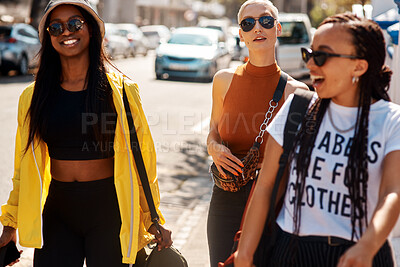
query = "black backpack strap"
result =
(266, 89, 314, 226)
(121, 79, 160, 228)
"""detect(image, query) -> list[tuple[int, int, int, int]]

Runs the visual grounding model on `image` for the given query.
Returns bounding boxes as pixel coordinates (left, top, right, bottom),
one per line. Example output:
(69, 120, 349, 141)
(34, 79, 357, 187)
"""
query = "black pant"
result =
(34, 177, 128, 267)
(270, 226, 394, 267)
(207, 180, 254, 267)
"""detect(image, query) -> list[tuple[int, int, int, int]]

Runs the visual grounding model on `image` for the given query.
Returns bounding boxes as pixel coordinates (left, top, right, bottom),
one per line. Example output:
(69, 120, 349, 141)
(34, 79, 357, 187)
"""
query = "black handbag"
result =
(0, 241, 20, 267)
(218, 89, 315, 266)
(122, 81, 188, 267)
(210, 72, 288, 192)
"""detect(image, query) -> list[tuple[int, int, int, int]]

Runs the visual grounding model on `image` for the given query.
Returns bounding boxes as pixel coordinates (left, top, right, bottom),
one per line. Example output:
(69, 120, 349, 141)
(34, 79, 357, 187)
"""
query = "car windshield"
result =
(278, 21, 309, 44)
(168, 33, 213, 46)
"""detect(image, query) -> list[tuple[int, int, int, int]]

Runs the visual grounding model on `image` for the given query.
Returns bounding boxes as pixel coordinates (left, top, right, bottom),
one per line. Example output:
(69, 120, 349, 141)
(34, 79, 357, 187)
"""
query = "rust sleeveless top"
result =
(218, 61, 284, 163)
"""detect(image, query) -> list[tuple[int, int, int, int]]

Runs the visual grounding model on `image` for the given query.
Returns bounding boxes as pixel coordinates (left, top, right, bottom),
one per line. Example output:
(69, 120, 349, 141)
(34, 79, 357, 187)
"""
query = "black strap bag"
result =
(122, 80, 188, 267)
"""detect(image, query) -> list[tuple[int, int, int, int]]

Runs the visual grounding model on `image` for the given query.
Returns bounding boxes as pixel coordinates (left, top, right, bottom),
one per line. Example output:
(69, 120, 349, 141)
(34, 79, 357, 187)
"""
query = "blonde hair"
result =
(237, 0, 279, 23)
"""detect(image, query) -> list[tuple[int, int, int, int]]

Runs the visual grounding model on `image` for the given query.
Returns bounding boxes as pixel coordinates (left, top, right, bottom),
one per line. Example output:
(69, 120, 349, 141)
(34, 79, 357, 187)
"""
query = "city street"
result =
(0, 53, 399, 267)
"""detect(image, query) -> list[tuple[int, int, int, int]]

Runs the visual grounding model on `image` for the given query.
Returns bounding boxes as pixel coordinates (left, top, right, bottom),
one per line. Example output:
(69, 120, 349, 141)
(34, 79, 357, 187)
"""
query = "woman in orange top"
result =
(206, 0, 308, 266)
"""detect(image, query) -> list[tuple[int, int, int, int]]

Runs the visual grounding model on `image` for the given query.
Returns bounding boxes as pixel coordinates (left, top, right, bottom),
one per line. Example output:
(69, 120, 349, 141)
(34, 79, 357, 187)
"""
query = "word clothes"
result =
(267, 93, 400, 240)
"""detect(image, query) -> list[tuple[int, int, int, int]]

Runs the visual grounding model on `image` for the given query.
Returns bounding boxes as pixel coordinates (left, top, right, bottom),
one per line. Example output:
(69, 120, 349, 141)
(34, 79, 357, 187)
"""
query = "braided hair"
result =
(291, 13, 392, 240)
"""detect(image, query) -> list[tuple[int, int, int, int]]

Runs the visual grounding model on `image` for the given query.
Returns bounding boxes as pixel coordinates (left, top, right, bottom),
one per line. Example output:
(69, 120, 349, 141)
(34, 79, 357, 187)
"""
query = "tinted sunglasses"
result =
(240, 16, 275, 32)
(47, 18, 85, 37)
(301, 47, 361, 67)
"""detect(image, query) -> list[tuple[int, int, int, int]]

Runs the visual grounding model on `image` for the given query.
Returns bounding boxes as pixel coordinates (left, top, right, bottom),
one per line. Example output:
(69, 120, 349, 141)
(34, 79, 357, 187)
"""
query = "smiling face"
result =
(238, 3, 281, 53)
(48, 4, 91, 60)
(307, 23, 368, 106)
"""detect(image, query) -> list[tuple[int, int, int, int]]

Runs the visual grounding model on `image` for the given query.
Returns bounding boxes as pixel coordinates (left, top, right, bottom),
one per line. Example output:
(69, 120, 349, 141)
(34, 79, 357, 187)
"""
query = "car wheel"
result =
(123, 49, 130, 58)
(1, 68, 9, 76)
(18, 55, 28, 75)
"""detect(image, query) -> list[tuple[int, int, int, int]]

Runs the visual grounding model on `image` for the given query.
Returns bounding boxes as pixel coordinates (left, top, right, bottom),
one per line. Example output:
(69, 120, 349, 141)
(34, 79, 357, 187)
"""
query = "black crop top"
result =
(42, 86, 117, 160)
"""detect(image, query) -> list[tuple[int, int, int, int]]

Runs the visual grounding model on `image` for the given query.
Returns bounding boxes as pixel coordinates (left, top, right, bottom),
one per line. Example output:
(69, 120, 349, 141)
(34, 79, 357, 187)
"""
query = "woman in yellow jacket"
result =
(0, 0, 172, 266)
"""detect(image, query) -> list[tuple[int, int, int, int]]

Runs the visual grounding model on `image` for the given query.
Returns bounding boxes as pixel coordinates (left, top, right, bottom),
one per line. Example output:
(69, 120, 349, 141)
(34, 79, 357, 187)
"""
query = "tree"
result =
(309, 0, 371, 27)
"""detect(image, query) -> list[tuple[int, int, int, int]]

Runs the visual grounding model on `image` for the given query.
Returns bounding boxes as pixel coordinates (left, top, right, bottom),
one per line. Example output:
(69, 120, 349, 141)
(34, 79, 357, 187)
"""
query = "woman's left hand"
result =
(337, 243, 374, 267)
(148, 223, 173, 251)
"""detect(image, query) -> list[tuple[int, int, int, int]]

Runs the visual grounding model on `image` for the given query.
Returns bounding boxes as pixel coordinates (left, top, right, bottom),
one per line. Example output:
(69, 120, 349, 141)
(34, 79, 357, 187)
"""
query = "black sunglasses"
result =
(47, 18, 85, 37)
(240, 16, 276, 32)
(301, 47, 361, 67)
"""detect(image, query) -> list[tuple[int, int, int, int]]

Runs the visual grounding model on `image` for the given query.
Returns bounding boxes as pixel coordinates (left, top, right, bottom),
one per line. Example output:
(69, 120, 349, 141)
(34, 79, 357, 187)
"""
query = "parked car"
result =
(155, 27, 231, 81)
(114, 23, 149, 57)
(104, 23, 131, 59)
(140, 25, 171, 50)
(241, 13, 313, 78)
(0, 23, 41, 75)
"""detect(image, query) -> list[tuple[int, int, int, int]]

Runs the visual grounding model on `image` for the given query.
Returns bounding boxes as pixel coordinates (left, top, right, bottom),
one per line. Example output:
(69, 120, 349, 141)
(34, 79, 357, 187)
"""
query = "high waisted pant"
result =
(270, 225, 394, 267)
(207, 180, 254, 267)
(34, 177, 128, 267)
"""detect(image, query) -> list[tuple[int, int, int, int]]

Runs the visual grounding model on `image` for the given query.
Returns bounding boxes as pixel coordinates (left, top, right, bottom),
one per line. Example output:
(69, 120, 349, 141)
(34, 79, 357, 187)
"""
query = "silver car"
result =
(0, 23, 41, 75)
(114, 23, 149, 57)
(140, 25, 171, 50)
(104, 23, 131, 59)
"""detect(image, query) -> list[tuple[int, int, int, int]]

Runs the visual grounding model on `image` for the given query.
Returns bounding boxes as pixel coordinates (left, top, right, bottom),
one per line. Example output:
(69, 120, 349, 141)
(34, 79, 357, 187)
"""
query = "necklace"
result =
(327, 106, 356, 133)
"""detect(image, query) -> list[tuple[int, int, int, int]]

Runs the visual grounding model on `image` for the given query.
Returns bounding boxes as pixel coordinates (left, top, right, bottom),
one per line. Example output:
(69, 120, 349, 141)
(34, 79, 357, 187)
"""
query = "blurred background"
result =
(0, 1, 399, 266)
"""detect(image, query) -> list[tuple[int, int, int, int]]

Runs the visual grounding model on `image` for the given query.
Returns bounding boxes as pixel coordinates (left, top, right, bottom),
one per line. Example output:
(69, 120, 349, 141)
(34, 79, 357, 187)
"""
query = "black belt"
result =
(279, 227, 355, 246)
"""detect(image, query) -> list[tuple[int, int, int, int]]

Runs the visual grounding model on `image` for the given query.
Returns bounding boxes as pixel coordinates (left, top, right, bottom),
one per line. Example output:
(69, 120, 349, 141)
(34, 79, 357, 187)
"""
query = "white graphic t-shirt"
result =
(266, 92, 400, 241)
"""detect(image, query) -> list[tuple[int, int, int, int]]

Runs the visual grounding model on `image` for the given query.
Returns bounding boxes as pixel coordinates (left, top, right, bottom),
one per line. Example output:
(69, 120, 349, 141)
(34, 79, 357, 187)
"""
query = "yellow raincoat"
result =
(0, 71, 165, 264)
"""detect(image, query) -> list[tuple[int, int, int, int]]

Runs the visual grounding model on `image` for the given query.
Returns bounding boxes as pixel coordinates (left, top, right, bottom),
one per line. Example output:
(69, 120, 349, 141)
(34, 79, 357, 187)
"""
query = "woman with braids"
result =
(0, 0, 171, 266)
(235, 13, 400, 267)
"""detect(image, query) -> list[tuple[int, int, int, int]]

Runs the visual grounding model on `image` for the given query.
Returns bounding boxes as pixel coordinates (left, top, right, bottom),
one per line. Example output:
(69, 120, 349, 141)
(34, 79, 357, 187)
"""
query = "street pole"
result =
(391, 0, 400, 104)
(301, 0, 307, 13)
(274, 0, 284, 14)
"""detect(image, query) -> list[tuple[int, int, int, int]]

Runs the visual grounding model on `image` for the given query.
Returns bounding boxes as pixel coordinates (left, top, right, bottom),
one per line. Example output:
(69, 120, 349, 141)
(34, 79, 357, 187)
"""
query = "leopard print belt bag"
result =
(209, 72, 288, 192)
(210, 142, 260, 192)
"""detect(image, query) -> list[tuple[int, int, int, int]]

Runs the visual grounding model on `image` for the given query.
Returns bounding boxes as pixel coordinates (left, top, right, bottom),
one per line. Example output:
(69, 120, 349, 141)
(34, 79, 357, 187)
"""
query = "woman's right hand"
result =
(0, 226, 17, 248)
(208, 142, 244, 177)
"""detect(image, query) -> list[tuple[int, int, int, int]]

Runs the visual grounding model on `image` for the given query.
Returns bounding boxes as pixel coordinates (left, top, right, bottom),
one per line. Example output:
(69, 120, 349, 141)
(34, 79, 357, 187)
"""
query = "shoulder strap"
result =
(122, 80, 161, 228)
(266, 89, 314, 226)
(272, 71, 288, 103)
(254, 71, 288, 144)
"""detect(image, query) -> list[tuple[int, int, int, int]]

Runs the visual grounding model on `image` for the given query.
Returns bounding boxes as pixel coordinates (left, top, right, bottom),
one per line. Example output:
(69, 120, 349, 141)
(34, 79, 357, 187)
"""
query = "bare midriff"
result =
(51, 157, 114, 182)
